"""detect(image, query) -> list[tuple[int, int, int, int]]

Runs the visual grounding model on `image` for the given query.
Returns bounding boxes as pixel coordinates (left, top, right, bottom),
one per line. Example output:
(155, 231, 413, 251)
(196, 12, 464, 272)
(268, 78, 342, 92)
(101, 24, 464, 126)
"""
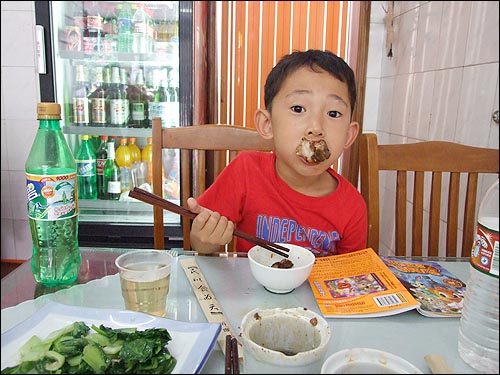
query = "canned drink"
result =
(66, 26, 82, 51)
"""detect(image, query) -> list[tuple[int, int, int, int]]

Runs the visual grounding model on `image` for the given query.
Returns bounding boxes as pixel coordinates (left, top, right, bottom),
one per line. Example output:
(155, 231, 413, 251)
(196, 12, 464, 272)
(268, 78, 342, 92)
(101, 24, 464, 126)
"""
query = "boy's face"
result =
(255, 66, 359, 187)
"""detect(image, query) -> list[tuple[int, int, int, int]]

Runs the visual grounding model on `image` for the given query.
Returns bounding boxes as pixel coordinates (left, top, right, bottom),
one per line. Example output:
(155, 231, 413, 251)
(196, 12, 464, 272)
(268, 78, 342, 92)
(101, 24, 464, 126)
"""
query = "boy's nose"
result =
(306, 118, 324, 136)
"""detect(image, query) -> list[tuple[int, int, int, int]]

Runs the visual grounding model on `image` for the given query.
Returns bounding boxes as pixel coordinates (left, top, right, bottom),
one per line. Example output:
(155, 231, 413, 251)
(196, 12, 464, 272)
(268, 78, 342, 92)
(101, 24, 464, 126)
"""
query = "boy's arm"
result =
(187, 197, 235, 253)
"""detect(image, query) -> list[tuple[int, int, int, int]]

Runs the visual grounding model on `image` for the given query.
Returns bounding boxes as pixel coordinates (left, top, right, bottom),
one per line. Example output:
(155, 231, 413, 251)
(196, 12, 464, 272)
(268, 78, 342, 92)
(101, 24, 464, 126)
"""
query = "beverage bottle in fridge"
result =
(132, 2, 149, 53)
(95, 135, 108, 199)
(120, 68, 130, 125)
(89, 66, 106, 126)
(75, 135, 97, 200)
(128, 137, 142, 163)
(107, 66, 128, 127)
(151, 71, 170, 128)
(103, 3, 118, 35)
(129, 68, 148, 128)
(85, 1, 103, 56)
(458, 178, 499, 373)
(142, 137, 153, 186)
(103, 142, 121, 200)
(117, 2, 133, 53)
(116, 138, 132, 192)
(116, 137, 132, 168)
(72, 64, 90, 126)
(25, 103, 80, 286)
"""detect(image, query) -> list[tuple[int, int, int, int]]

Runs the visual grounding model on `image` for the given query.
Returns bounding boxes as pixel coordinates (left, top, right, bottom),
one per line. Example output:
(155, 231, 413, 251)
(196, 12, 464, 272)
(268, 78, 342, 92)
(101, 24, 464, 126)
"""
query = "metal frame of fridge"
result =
(34, 1, 198, 249)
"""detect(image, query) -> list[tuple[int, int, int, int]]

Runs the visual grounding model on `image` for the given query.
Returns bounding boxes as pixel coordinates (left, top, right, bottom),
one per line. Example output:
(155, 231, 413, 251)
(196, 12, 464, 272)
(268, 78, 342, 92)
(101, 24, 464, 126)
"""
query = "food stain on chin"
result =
(295, 137, 331, 163)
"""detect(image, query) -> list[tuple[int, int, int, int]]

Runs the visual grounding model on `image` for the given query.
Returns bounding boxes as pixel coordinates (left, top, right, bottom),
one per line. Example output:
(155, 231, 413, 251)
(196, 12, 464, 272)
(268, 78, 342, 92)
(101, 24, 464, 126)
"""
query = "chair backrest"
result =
(359, 133, 499, 257)
(152, 117, 275, 250)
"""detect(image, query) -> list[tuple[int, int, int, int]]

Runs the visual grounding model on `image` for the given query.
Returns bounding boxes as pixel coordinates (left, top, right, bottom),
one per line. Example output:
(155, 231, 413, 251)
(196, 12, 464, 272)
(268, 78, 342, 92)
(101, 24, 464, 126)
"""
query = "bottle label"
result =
(107, 181, 121, 194)
(110, 99, 128, 125)
(97, 158, 106, 175)
(76, 160, 96, 176)
(73, 97, 89, 124)
(26, 173, 78, 220)
(91, 98, 106, 124)
(471, 220, 499, 277)
(131, 102, 146, 120)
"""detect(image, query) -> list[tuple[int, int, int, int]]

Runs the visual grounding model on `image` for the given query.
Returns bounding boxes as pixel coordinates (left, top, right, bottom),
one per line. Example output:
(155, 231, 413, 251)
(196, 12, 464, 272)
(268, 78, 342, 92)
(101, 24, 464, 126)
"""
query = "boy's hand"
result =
(187, 197, 234, 253)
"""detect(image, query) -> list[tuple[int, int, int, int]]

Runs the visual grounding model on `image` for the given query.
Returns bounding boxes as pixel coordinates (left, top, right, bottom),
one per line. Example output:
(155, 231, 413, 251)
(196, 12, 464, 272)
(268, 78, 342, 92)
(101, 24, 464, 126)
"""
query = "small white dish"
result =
(321, 348, 423, 374)
(248, 243, 315, 294)
(240, 307, 331, 374)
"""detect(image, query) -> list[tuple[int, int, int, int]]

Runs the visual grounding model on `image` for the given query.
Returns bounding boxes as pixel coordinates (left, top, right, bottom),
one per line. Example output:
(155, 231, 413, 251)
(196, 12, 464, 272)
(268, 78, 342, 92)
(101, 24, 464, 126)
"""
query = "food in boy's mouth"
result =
(295, 137, 331, 163)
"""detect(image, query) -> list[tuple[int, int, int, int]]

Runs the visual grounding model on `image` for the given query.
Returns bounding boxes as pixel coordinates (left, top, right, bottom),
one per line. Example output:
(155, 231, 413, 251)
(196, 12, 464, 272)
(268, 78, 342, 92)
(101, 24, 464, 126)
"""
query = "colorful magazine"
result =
(307, 248, 419, 318)
(381, 257, 467, 317)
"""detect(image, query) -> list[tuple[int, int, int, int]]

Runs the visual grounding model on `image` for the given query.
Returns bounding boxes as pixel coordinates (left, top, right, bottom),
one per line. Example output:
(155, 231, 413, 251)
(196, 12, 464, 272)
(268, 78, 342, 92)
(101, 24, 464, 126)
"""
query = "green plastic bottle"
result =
(25, 103, 81, 286)
(75, 135, 97, 200)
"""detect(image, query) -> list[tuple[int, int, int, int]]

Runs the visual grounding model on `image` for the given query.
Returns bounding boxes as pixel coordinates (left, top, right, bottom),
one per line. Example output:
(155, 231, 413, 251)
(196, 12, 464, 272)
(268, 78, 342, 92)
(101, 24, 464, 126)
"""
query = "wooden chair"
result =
(359, 133, 499, 257)
(152, 117, 275, 250)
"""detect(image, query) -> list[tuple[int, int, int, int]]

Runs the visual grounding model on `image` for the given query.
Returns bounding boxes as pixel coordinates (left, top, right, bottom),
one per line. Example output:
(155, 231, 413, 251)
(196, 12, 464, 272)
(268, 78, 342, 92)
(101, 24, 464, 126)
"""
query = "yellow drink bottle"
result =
(128, 137, 142, 163)
(142, 137, 153, 186)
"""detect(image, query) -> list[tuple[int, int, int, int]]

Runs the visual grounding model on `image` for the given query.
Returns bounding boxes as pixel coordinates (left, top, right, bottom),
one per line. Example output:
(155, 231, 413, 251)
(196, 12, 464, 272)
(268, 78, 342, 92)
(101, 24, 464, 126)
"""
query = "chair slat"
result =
(412, 171, 424, 257)
(446, 173, 460, 257)
(462, 173, 478, 258)
(428, 172, 442, 257)
(395, 171, 407, 256)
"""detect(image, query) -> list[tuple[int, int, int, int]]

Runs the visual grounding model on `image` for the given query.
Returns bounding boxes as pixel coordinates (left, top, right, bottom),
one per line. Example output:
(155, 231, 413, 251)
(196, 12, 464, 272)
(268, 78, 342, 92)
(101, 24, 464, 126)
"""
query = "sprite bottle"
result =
(25, 102, 81, 286)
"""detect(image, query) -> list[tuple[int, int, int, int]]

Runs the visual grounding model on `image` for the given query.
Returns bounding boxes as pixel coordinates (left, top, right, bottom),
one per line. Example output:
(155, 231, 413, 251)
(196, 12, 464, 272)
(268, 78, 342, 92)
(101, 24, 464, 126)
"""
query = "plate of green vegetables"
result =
(1, 302, 221, 374)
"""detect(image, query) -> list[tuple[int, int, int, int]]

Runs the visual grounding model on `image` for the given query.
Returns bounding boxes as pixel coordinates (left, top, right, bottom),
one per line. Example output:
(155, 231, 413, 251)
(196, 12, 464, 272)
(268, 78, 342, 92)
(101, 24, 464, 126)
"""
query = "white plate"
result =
(1, 302, 221, 374)
(321, 348, 423, 374)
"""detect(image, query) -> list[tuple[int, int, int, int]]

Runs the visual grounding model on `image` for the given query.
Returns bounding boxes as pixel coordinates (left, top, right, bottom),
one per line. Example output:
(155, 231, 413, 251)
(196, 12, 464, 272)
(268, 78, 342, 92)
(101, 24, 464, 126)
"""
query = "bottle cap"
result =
(82, 135, 89, 140)
(37, 102, 61, 120)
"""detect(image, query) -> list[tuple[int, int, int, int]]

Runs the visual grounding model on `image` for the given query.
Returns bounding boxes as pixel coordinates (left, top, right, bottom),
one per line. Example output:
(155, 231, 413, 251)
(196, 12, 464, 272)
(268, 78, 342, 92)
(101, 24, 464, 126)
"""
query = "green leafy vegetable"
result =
(1, 322, 177, 374)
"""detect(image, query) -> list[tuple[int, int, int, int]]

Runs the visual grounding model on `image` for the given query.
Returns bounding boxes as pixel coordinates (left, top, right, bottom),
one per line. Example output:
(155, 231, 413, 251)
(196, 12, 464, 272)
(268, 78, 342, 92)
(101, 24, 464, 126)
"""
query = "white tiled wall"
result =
(364, 1, 499, 256)
(1, 1, 40, 261)
(1, 1, 499, 260)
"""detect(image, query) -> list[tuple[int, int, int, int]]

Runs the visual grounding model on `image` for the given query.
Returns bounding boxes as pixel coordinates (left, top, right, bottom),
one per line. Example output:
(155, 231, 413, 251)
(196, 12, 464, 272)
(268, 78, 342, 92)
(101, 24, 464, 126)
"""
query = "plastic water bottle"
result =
(25, 103, 81, 286)
(458, 178, 499, 373)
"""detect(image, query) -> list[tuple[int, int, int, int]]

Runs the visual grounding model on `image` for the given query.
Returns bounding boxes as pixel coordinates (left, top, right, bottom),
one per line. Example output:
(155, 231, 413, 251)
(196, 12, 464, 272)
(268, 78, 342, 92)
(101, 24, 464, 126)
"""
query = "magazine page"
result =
(307, 248, 419, 318)
(381, 257, 466, 317)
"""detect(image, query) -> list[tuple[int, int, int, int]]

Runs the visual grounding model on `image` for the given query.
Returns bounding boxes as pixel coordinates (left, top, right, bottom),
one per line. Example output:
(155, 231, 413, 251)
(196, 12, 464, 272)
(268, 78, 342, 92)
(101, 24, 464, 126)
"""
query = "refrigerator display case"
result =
(35, 1, 199, 248)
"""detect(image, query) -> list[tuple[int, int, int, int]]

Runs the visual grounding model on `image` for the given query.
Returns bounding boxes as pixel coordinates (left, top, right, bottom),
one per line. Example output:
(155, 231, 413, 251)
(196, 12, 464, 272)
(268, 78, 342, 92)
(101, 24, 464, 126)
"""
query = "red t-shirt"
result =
(197, 151, 367, 256)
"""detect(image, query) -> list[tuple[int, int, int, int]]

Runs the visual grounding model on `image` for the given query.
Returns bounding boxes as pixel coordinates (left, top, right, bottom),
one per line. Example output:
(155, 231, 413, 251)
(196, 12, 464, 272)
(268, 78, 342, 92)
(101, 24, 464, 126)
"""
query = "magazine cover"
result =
(308, 248, 419, 318)
(381, 257, 466, 317)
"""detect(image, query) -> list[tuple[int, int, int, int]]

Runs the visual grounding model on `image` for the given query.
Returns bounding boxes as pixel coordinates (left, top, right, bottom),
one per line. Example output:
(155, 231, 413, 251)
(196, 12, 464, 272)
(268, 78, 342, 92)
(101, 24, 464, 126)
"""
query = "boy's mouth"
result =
(295, 137, 331, 164)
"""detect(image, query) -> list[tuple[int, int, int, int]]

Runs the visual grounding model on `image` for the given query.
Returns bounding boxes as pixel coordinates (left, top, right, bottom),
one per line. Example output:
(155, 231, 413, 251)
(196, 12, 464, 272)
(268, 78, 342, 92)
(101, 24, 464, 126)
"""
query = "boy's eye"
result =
(290, 105, 304, 113)
(327, 110, 342, 118)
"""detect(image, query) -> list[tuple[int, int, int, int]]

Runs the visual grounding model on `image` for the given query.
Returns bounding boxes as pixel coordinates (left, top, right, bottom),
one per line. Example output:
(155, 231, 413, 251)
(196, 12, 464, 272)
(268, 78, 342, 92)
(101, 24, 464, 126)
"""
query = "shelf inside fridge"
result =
(63, 125, 152, 138)
(78, 199, 180, 225)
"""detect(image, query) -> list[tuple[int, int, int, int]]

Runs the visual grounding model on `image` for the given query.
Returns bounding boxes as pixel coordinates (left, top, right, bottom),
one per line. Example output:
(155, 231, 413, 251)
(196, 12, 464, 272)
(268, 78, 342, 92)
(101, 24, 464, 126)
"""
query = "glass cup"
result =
(115, 250, 173, 317)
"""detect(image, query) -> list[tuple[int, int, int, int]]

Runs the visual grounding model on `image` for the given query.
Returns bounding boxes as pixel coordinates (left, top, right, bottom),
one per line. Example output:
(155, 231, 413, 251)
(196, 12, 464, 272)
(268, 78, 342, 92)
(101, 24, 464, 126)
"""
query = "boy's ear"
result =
(344, 121, 360, 149)
(254, 108, 273, 139)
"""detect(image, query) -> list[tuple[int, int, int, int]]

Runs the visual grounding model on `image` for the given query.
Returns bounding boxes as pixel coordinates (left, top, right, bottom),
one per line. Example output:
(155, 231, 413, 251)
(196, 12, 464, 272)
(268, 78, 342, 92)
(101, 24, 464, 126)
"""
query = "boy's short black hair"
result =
(264, 49, 356, 115)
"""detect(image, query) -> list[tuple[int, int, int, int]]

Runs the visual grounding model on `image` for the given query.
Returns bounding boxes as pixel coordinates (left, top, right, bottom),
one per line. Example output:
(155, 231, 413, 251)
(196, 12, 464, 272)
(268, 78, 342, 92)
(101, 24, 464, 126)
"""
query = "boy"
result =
(187, 50, 367, 256)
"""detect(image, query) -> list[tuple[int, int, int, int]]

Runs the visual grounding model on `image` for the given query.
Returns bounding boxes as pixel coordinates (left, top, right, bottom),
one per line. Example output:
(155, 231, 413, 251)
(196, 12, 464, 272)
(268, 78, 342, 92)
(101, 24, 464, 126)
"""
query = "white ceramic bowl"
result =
(248, 243, 315, 294)
(321, 348, 423, 374)
(240, 307, 331, 374)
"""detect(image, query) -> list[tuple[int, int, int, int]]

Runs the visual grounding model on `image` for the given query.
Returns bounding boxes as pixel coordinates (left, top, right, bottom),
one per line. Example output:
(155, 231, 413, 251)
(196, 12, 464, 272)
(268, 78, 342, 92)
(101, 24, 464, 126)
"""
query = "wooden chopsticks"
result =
(129, 187, 290, 258)
(225, 335, 240, 374)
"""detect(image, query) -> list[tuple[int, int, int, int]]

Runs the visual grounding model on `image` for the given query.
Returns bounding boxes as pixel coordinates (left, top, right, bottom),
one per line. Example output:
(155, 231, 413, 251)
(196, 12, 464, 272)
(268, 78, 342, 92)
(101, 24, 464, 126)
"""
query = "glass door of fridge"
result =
(47, 1, 182, 244)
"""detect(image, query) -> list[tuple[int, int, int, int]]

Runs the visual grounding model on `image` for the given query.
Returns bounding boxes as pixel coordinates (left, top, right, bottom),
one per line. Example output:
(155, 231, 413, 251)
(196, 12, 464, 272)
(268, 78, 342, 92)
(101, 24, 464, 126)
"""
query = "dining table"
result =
(1, 247, 480, 374)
